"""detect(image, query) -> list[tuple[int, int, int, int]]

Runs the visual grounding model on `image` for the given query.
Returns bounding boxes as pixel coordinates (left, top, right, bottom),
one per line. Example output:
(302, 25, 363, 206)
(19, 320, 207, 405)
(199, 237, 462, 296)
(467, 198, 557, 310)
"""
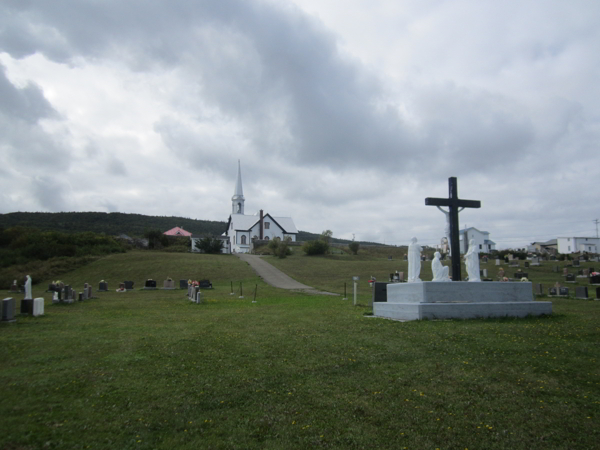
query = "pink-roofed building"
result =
(163, 226, 192, 237)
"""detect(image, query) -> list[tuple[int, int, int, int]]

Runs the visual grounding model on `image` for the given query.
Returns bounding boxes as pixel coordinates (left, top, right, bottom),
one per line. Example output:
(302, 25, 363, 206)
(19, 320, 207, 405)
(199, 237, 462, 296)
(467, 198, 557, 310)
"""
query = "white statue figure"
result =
(465, 239, 481, 282)
(24, 275, 32, 299)
(407, 237, 422, 283)
(432, 251, 450, 282)
(436, 206, 464, 256)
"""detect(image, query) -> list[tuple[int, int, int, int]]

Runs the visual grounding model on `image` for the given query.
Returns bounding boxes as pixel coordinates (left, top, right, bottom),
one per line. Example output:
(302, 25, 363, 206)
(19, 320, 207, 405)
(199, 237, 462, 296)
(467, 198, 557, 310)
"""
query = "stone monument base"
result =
(373, 282, 552, 321)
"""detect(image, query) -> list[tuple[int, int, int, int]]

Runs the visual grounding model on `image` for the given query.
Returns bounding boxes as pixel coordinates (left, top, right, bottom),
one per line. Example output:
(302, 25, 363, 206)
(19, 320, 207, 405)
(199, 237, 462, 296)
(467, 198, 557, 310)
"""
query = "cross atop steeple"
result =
(232, 160, 245, 214)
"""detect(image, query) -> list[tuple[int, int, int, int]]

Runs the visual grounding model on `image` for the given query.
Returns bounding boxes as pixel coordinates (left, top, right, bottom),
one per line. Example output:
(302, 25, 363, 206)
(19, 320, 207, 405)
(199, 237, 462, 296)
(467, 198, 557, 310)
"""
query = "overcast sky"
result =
(1, 0, 599, 249)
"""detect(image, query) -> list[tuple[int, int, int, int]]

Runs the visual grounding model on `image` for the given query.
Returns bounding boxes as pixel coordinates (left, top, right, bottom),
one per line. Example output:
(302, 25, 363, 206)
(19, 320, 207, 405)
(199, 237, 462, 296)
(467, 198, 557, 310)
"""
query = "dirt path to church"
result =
(236, 254, 339, 296)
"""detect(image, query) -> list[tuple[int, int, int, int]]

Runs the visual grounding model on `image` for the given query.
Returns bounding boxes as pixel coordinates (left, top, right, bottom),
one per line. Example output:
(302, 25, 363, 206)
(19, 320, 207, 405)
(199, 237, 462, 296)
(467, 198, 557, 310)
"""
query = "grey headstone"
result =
(535, 284, 543, 295)
(573, 260, 580, 267)
(98, 282, 108, 291)
(180, 279, 188, 289)
(2, 298, 16, 322)
(559, 287, 569, 296)
(124, 281, 134, 290)
(496, 259, 501, 265)
(553, 266, 559, 273)
(483, 269, 488, 278)
(575, 286, 588, 299)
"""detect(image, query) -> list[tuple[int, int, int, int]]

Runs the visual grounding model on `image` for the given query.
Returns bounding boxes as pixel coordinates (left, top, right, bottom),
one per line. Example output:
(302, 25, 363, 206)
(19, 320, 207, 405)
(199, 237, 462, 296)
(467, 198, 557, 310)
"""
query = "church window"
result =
(241, 235, 247, 245)
(265, 222, 270, 229)
(264, 236, 270, 241)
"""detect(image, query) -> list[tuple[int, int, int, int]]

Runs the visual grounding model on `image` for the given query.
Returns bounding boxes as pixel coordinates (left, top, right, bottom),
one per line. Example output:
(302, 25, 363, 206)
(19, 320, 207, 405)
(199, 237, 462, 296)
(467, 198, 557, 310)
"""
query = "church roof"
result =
(227, 213, 298, 234)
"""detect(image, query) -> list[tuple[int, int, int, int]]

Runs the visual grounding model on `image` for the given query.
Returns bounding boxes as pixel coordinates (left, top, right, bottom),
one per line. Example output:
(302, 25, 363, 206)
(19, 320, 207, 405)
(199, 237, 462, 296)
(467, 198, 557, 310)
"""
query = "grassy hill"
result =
(1, 252, 599, 449)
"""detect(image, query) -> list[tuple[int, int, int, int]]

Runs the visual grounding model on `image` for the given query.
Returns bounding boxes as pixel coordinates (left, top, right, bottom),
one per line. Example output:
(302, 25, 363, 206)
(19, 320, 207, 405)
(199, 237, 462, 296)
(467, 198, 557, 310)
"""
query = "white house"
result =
(223, 161, 298, 253)
(459, 227, 496, 254)
(557, 237, 599, 254)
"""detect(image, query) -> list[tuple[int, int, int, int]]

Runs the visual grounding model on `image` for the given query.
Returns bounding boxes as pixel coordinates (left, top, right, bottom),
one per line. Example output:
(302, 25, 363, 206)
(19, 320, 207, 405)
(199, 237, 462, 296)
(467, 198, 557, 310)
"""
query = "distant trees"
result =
(194, 237, 224, 254)
(348, 239, 360, 255)
(144, 229, 169, 249)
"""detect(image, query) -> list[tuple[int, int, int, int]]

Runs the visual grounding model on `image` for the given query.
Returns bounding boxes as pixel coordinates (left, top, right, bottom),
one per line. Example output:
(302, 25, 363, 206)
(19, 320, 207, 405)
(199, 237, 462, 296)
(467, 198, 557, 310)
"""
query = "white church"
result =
(222, 161, 298, 253)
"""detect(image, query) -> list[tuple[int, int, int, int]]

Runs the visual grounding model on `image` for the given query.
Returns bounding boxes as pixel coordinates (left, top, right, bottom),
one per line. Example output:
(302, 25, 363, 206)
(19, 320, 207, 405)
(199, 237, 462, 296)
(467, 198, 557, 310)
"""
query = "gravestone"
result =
(583, 269, 590, 277)
(2, 298, 16, 323)
(496, 259, 501, 266)
(575, 286, 588, 299)
(82, 285, 89, 300)
(482, 256, 488, 263)
(78, 292, 83, 301)
(509, 260, 519, 267)
(33, 298, 44, 317)
(514, 272, 528, 279)
(566, 274, 576, 283)
(199, 280, 213, 289)
(573, 260, 580, 267)
(482, 269, 488, 278)
(578, 269, 584, 277)
(590, 274, 600, 284)
(144, 279, 157, 289)
(179, 279, 188, 289)
(372, 282, 388, 305)
(124, 281, 134, 290)
(10, 280, 19, 293)
(589, 267, 595, 273)
(563, 268, 569, 276)
(530, 257, 540, 266)
(195, 291, 203, 304)
(524, 262, 530, 268)
(508, 254, 514, 261)
(535, 283, 544, 295)
(163, 279, 175, 289)
(98, 281, 108, 292)
(559, 287, 569, 296)
(553, 266, 559, 273)
(87, 285, 92, 298)
(549, 287, 557, 296)
(403, 255, 408, 261)
(118, 282, 126, 291)
(596, 287, 600, 299)
(20, 299, 33, 315)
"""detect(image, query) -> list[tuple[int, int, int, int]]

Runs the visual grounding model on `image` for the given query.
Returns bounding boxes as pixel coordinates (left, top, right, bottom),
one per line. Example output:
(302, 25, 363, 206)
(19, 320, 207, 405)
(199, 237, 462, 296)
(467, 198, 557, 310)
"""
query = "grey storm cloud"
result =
(0, 0, 538, 176)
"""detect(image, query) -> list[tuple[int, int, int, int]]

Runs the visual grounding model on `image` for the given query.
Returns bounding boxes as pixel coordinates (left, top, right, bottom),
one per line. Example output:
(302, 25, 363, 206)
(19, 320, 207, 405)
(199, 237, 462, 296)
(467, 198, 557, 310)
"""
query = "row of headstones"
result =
(1, 297, 45, 322)
(538, 284, 599, 299)
(388, 268, 525, 283)
(111, 279, 213, 290)
(49, 283, 94, 303)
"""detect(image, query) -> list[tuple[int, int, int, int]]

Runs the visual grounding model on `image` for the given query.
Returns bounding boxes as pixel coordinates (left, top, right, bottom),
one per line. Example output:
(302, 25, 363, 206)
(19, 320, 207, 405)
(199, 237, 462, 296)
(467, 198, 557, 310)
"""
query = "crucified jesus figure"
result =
(436, 206, 464, 256)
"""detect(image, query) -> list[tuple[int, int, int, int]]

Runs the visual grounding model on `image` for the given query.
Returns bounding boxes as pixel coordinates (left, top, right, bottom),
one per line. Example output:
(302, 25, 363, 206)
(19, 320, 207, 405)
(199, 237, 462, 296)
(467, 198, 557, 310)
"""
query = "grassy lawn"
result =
(1, 251, 599, 449)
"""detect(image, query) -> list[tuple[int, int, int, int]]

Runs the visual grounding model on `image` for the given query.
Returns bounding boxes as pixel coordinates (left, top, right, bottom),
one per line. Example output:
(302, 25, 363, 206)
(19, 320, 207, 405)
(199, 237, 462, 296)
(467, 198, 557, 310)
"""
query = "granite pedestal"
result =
(373, 282, 552, 321)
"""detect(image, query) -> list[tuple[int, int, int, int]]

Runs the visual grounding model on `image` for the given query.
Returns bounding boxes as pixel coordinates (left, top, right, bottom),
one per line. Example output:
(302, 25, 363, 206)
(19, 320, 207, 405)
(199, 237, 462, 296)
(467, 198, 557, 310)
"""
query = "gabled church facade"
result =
(224, 161, 298, 253)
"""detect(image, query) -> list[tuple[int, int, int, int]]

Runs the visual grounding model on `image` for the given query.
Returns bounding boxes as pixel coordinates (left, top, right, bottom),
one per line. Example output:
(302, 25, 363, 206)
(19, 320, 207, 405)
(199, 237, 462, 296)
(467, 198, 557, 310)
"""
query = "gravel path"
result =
(236, 253, 339, 295)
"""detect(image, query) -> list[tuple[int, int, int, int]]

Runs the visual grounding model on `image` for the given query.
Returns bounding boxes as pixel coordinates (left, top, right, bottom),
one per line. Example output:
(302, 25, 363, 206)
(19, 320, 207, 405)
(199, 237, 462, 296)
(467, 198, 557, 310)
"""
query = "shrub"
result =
(303, 240, 329, 256)
(348, 241, 360, 255)
(194, 237, 223, 254)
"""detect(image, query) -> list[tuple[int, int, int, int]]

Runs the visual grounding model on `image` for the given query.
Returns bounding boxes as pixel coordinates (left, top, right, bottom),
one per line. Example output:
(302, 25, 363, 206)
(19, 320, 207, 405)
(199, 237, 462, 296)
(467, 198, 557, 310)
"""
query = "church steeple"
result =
(232, 160, 245, 214)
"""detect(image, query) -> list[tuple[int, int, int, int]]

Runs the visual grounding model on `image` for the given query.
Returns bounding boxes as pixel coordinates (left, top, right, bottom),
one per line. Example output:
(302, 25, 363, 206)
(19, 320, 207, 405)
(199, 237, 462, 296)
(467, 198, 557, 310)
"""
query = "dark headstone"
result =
(482, 256, 488, 263)
(575, 286, 588, 299)
(573, 260, 580, 267)
(566, 274, 575, 282)
(549, 287, 557, 296)
(535, 284, 543, 295)
(514, 272, 528, 279)
(98, 282, 108, 292)
(144, 279, 157, 288)
(589, 267, 595, 274)
(372, 282, 388, 304)
(524, 262, 530, 268)
(596, 287, 600, 299)
(199, 280, 213, 289)
(403, 255, 408, 261)
(590, 275, 600, 284)
(559, 287, 569, 296)
(20, 299, 33, 314)
(578, 269, 584, 276)
(78, 292, 83, 301)
(179, 279, 188, 289)
(2, 298, 16, 322)
(124, 281, 134, 290)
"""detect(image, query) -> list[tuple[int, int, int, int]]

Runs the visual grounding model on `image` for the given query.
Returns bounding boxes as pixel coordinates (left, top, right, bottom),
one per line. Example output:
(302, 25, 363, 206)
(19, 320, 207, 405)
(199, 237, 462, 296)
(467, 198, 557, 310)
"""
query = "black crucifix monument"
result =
(425, 177, 480, 281)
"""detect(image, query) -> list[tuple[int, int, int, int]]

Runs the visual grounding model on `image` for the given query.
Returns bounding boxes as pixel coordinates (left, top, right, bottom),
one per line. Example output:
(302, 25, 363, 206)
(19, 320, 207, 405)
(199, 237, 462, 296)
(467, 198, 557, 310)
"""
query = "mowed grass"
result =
(0, 251, 598, 449)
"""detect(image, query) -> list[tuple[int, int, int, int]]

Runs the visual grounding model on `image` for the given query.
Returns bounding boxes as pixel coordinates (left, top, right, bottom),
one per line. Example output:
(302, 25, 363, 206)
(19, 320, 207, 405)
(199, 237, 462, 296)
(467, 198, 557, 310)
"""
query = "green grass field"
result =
(1, 251, 599, 449)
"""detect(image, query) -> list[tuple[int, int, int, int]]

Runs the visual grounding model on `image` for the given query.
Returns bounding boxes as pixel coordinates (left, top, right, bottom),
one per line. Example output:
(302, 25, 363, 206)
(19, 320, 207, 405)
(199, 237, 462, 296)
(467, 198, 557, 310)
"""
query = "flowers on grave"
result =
(521, 277, 529, 282)
(502, 277, 509, 282)
(191, 280, 200, 287)
(591, 272, 600, 276)
(368, 276, 376, 287)
(167, 277, 172, 281)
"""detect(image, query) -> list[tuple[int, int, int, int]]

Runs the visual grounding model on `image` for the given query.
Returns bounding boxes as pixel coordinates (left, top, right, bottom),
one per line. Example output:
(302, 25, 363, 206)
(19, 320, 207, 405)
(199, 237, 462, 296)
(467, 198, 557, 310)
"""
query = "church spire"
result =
(232, 160, 245, 214)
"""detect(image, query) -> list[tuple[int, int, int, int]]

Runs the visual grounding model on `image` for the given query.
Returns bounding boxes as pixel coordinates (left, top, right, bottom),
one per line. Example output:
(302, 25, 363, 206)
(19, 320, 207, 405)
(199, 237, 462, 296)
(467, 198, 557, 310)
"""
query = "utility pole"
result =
(594, 219, 599, 238)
